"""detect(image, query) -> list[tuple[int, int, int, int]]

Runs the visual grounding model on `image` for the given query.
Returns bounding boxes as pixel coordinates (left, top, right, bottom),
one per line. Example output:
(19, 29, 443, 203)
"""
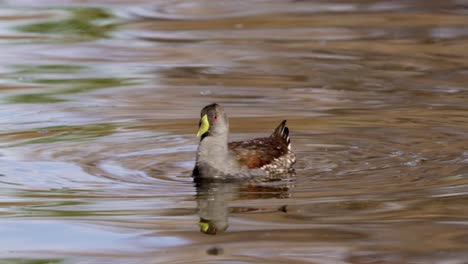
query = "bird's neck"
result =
(196, 134, 231, 171)
(198, 134, 228, 156)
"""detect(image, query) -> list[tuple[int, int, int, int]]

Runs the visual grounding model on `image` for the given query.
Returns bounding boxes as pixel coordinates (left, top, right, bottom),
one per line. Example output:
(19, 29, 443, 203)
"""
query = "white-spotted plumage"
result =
(261, 152, 296, 176)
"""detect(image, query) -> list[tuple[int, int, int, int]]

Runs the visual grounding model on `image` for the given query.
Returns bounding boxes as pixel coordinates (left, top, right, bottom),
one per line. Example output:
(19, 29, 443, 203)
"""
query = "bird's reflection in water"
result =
(194, 175, 294, 235)
(195, 177, 239, 235)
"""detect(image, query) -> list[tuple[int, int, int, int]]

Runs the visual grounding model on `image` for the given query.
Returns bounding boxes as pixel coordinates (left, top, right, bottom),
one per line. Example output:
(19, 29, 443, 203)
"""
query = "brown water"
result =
(0, 0, 468, 263)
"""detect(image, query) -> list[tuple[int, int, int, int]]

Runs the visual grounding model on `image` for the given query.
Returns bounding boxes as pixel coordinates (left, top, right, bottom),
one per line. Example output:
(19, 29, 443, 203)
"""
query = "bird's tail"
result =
(271, 120, 291, 150)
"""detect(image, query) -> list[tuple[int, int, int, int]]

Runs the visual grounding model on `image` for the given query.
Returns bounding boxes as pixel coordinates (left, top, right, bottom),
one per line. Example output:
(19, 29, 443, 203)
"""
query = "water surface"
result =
(0, 0, 468, 263)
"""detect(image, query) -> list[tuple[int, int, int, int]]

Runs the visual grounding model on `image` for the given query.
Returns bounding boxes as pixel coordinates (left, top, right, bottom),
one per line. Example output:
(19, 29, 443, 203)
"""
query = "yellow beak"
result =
(198, 221, 209, 233)
(197, 114, 209, 137)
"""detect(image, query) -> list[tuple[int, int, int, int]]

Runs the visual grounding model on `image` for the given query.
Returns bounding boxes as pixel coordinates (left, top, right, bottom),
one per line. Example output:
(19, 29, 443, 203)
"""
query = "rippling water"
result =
(1, 0, 468, 263)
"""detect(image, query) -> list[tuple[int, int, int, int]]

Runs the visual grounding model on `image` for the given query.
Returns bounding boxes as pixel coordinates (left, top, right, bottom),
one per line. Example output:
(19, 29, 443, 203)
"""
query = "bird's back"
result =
(228, 120, 295, 174)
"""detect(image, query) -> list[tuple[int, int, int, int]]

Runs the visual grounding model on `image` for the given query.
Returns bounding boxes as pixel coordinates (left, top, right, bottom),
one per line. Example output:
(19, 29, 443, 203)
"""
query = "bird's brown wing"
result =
(228, 137, 289, 169)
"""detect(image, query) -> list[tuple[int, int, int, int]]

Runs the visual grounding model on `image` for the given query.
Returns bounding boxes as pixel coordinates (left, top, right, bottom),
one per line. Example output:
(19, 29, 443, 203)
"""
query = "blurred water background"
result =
(0, 0, 468, 263)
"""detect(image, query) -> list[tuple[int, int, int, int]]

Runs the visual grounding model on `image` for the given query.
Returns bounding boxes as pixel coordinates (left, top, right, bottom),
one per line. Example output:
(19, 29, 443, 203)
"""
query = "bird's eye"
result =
(213, 115, 218, 120)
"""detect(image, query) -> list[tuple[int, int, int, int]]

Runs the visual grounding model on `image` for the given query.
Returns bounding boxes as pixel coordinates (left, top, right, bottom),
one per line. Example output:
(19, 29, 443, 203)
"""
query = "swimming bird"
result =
(193, 103, 295, 179)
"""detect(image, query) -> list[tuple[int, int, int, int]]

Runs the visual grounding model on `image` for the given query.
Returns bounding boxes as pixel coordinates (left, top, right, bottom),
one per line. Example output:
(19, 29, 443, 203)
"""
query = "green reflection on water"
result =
(39, 78, 132, 94)
(16, 8, 115, 40)
(13, 65, 85, 74)
(0, 259, 63, 264)
(9, 93, 66, 103)
(9, 123, 115, 146)
(21, 210, 107, 218)
(8, 77, 136, 103)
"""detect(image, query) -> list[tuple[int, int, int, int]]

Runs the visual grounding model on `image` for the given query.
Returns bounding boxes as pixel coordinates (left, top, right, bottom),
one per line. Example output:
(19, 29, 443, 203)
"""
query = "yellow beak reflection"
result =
(198, 221, 209, 233)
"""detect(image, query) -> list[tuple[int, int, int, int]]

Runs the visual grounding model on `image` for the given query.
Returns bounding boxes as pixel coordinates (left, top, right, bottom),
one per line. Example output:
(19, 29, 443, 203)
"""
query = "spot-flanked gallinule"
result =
(193, 103, 295, 178)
